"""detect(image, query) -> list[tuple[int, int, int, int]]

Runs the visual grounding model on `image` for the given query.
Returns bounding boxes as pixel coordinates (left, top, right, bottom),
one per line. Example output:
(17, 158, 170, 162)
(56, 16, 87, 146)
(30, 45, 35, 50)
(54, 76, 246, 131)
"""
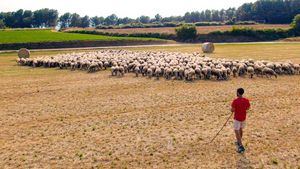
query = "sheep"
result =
(237, 63, 247, 76)
(178, 67, 185, 80)
(147, 68, 153, 78)
(111, 66, 119, 76)
(134, 66, 141, 77)
(211, 68, 223, 80)
(88, 63, 100, 73)
(221, 67, 229, 80)
(173, 67, 180, 80)
(232, 66, 238, 77)
(201, 67, 211, 80)
(247, 66, 255, 78)
(195, 67, 202, 80)
(154, 67, 162, 80)
(70, 62, 76, 71)
(254, 64, 264, 77)
(262, 67, 277, 78)
(17, 49, 299, 82)
(164, 67, 173, 80)
(118, 66, 125, 76)
(184, 68, 195, 81)
(293, 64, 300, 74)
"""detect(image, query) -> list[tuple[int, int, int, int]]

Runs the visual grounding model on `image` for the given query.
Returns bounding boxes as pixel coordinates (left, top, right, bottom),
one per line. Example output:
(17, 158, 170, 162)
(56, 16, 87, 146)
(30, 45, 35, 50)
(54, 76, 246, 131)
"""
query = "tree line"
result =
(0, 0, 300, 29)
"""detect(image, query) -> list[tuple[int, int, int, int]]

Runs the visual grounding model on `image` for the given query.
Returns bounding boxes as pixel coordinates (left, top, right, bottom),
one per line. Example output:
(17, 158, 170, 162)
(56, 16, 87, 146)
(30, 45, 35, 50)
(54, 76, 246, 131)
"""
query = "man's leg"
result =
(240, 128, 243, 139)
(235, 130, 241, 145)
(234, 120, 242, 145)
(240, 121, 246, 146)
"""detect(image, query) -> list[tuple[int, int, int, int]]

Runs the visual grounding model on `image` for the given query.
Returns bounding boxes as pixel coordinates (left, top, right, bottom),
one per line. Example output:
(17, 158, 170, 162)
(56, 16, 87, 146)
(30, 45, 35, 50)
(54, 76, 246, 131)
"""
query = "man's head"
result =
(237, 88, 244, 97)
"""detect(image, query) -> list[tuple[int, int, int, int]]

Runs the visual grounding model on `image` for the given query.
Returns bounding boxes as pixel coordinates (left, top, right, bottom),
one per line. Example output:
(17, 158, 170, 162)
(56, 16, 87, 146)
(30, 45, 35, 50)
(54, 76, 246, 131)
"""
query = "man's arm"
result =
(246, 100, 250, 110)
(231, 101, 235, 113)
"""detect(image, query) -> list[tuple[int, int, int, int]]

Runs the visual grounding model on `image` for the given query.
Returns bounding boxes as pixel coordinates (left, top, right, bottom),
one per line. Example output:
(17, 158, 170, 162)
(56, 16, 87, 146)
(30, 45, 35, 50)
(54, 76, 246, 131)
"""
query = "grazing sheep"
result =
(211, 68, 223, 80)
(232, 66, 238, 77)
(237, 63, 247, 76)
(111, 66, 118, 76)
(262, 67, 277, 78)
(147, 68, 153, 78)
(293, 64, 300, 74)
(88, 63, 100, 73)
(164, 67, 173, 80)
(17, 49, 298, 82)
(134, 66, 141, 77)
(154, 67, 162, 80)
(118, 66, 125, 76)
(247, 67, 255, 78)
(195, 67, 202, 79)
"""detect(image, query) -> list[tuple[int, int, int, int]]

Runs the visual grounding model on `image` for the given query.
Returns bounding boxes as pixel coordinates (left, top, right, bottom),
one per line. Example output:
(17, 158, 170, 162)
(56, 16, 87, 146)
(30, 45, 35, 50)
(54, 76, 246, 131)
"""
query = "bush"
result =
(163, 22, 180, 27)
(291, 14, 300, 35)
(65, 30, 176, 40)
(195, 22, 222, 26)
(225, 20, 236, 25)
(95, 22, 181, 29)
(235, 21, 257, 25)
(0, 20, 5, 29)
(175, 25, 197, 41)
(210, 26, 290, 40)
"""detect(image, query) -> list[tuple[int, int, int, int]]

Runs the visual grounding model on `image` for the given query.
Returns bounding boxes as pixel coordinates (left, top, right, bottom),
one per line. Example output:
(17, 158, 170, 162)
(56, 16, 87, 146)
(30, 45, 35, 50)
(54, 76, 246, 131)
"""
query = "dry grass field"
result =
(68, 24, 290, 35)
(0, 43, 300, 168)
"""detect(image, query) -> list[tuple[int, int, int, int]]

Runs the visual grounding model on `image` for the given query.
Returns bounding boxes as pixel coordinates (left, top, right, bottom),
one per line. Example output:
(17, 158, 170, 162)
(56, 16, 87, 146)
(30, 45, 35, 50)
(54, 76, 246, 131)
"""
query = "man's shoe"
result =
(237, 145, 245, 153)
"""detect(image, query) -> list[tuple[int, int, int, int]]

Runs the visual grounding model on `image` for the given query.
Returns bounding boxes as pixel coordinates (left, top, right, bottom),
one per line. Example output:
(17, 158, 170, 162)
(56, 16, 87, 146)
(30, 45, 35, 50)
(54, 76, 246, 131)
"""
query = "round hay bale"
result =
(202, 42, 215, 53)
(18, 48, 30, 58)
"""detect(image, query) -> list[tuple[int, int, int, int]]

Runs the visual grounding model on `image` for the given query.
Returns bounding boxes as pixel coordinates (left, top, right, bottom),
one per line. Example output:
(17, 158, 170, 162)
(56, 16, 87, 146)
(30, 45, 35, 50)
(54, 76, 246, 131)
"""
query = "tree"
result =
(91, 16, 104, 27)
(46, 9, 58, 27)
(138, 15, 150, 24)
(117, 17, 134, 25)
(204, 10, 212, 21)
(211, 10, 221, 22)
(225, 8, 236, 21)
(219, 9, 226, 22)
(291, 14, 300, 35)
(2, 12, 14, 28)
(80, 15, 90, 27)
(0, 19, 5, 29)
(13, 9, 24, 27)
(155, 14, 162, 22)
(33, 8, 58, 27)
(23, 10, 33, 27)
(236, 3, 253, 21)
(184, 12, 192, 23)
(104, 14, 118, 25)
(70, 13, 81, 27)
(59, 12, 72, 28)
(190, 11, 201, 23)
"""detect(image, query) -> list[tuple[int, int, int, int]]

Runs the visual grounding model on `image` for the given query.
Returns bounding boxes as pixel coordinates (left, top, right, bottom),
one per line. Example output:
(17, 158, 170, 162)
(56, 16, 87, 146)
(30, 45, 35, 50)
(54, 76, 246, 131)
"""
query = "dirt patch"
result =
(281, 37, 300, 42)
(0, 45, 299, 168)
(69, 24, 290, 35)
(0, 67, 299, 168)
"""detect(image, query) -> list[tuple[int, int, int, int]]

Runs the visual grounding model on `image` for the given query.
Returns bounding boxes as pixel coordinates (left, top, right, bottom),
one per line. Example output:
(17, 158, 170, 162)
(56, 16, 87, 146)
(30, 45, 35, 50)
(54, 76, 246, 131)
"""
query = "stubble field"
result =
(0, 43, 300, 168)
(67, 24, 290, 35)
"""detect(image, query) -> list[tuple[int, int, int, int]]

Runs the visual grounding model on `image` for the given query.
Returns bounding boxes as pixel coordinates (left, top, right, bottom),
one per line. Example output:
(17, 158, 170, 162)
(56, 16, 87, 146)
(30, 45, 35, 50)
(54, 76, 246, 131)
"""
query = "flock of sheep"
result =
(17, 50, 300, 81)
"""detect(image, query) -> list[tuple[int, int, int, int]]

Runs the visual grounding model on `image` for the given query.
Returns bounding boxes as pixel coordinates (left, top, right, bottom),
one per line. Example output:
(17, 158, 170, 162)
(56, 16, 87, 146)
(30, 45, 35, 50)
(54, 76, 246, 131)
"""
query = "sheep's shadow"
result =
(236, 153, 253, 169)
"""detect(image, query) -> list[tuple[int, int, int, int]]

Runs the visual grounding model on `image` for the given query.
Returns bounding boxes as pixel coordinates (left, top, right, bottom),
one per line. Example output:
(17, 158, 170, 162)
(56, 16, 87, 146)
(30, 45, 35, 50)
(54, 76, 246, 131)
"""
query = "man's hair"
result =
(237, 88, 244, 96)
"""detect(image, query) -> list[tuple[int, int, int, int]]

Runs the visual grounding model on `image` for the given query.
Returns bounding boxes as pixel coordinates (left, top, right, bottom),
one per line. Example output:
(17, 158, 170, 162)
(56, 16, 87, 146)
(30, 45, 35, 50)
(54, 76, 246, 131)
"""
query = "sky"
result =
(0, 0, 257, 18)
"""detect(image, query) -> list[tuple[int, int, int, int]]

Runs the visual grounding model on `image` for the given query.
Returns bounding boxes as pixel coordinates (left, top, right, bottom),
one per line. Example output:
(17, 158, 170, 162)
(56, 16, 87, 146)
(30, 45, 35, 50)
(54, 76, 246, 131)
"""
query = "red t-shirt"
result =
(231, 97, 250, 121)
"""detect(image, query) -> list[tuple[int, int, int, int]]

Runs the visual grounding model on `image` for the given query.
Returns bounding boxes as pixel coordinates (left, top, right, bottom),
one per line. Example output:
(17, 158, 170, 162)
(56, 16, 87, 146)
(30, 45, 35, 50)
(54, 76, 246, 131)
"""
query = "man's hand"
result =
(231, 107, 235, 113)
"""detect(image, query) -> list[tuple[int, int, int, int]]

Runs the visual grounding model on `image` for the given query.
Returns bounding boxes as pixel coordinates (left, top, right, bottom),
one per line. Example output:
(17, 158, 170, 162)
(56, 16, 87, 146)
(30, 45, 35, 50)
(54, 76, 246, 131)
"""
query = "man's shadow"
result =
(236, 153, 253, 169)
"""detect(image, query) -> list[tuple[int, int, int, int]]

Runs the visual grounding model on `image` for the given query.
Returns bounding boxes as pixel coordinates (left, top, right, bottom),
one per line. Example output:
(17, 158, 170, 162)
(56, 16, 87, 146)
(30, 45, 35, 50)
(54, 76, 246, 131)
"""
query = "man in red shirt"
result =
(231, 88, 250, 153)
